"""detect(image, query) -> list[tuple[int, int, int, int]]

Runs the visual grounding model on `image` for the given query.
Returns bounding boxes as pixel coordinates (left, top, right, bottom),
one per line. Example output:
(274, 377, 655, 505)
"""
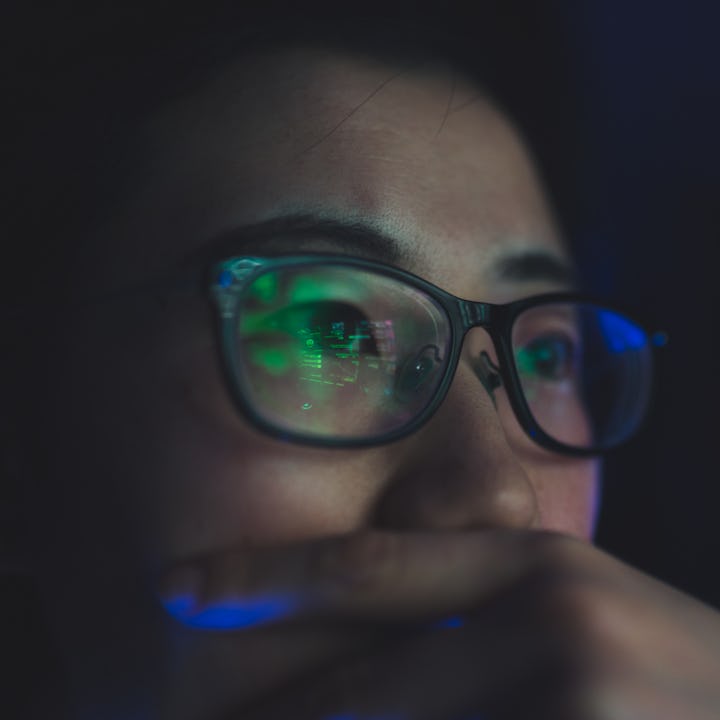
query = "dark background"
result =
(555, 1, 720, 606)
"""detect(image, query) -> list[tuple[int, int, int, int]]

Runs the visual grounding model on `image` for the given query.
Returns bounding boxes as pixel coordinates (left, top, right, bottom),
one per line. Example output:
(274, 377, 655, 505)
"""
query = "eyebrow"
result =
(492, 249, 578, 288)
(182, 214, 410, 267)
(182, 213, 577, 289)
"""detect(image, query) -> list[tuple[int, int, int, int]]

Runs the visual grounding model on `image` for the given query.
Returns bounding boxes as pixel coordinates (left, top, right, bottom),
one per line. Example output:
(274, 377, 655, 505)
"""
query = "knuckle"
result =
(523, 532, 597, 600)
(525, 530, 590, 573)
(540, 580, 613, 644)
(520, 533, 624, 653)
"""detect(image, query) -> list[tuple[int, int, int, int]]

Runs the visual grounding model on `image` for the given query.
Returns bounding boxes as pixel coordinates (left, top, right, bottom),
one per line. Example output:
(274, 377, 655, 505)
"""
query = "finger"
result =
(221, 588, 584, 720)
(156, 528, 600, 629)
(218, 595, 720, 720)
(224, 616, 495, 720)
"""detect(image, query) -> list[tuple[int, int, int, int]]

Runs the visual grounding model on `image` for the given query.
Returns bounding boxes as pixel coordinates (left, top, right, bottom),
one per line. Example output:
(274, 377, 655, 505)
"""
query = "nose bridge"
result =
(457, 298, 491, 332)
(372, 361, 540, 532)
(456, 300, 500, 370)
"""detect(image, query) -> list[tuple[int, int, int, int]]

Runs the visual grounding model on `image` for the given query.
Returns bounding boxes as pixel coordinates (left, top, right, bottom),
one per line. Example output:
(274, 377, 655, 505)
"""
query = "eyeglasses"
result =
(210, 254, 666, 456)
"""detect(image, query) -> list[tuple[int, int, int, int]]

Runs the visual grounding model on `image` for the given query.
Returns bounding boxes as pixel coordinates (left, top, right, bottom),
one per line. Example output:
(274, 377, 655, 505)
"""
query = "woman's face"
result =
(28, 48, 599, 717)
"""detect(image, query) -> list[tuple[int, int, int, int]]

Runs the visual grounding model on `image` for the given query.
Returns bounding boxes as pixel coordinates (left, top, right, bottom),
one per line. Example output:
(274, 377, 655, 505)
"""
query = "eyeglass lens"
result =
(234, 264, 451, 439)
(230, 263, 652, 450)
(513, 304, 652, 449)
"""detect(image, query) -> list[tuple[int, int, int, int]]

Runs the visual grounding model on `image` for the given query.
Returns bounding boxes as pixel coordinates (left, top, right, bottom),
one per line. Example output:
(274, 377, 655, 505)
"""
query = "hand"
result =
(158, 529, 720, 720)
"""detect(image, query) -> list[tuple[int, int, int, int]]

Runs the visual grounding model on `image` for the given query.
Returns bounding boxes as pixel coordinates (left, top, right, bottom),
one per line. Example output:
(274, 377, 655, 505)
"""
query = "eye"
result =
(242, 301, 381, 376)
(395, 344, 443, 400)
(243, 302, 374, 344)
(516, 334, 576, 381)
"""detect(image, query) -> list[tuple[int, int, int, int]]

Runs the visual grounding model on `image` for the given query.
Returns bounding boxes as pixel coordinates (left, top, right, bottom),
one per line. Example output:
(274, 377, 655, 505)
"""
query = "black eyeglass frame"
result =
(210, 253, 666, 456)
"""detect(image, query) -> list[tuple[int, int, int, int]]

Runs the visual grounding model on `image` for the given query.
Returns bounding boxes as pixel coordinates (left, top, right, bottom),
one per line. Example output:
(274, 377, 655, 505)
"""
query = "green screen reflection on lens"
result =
(249, 271, 278, 304)
(286, 271, 370, 305)
(232, 264, 451, 438)
(240, 270, 395, 396)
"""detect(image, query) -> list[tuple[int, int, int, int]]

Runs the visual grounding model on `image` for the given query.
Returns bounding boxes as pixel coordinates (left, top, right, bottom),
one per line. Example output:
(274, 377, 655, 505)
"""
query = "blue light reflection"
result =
(162, 593, 299, 630)
(598, 310, 647, 353)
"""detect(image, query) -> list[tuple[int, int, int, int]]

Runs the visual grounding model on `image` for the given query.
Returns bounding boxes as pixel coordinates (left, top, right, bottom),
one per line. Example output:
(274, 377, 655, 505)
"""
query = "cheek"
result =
(134, 416, 380, 562)
(77, 318, 387, 563)
(528, 459, 601, 540)
(44, 299, 393, 581)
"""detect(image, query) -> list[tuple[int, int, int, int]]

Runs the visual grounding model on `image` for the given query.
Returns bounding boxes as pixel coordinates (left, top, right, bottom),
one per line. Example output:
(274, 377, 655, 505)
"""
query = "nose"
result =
(371, 336, 540, 531)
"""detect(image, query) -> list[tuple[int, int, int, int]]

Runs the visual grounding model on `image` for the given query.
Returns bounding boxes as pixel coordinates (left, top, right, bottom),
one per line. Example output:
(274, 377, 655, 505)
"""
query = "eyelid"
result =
(512, 313, 581, 347)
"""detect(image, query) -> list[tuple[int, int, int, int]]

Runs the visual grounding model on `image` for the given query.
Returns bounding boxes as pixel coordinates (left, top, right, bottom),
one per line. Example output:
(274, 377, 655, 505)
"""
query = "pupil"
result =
(395, 344, 442, 400)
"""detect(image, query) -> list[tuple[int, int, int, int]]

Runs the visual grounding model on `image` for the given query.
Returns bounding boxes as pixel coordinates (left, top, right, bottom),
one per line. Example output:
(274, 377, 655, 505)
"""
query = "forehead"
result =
(99, 47, 567, 298)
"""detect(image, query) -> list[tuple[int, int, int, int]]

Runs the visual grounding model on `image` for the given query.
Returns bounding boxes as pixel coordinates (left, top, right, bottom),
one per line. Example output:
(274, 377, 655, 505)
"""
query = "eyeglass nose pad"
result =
(473, 350, 503, 406)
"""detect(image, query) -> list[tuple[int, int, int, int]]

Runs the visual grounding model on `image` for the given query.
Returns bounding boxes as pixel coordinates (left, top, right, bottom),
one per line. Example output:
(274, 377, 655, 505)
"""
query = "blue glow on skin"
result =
(431, 615, 465, 629)
(161, 593, 196, 616)
(161, 593, 300, 630)
(598, 310, 647, 352)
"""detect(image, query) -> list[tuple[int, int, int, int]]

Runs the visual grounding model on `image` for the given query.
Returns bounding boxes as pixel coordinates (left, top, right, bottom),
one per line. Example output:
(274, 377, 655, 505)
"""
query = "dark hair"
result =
(3, 0, 582, 306)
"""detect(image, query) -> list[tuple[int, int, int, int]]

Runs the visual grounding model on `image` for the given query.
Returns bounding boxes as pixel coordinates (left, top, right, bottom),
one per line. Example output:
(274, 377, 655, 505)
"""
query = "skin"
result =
(10, 48, 720, 719)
